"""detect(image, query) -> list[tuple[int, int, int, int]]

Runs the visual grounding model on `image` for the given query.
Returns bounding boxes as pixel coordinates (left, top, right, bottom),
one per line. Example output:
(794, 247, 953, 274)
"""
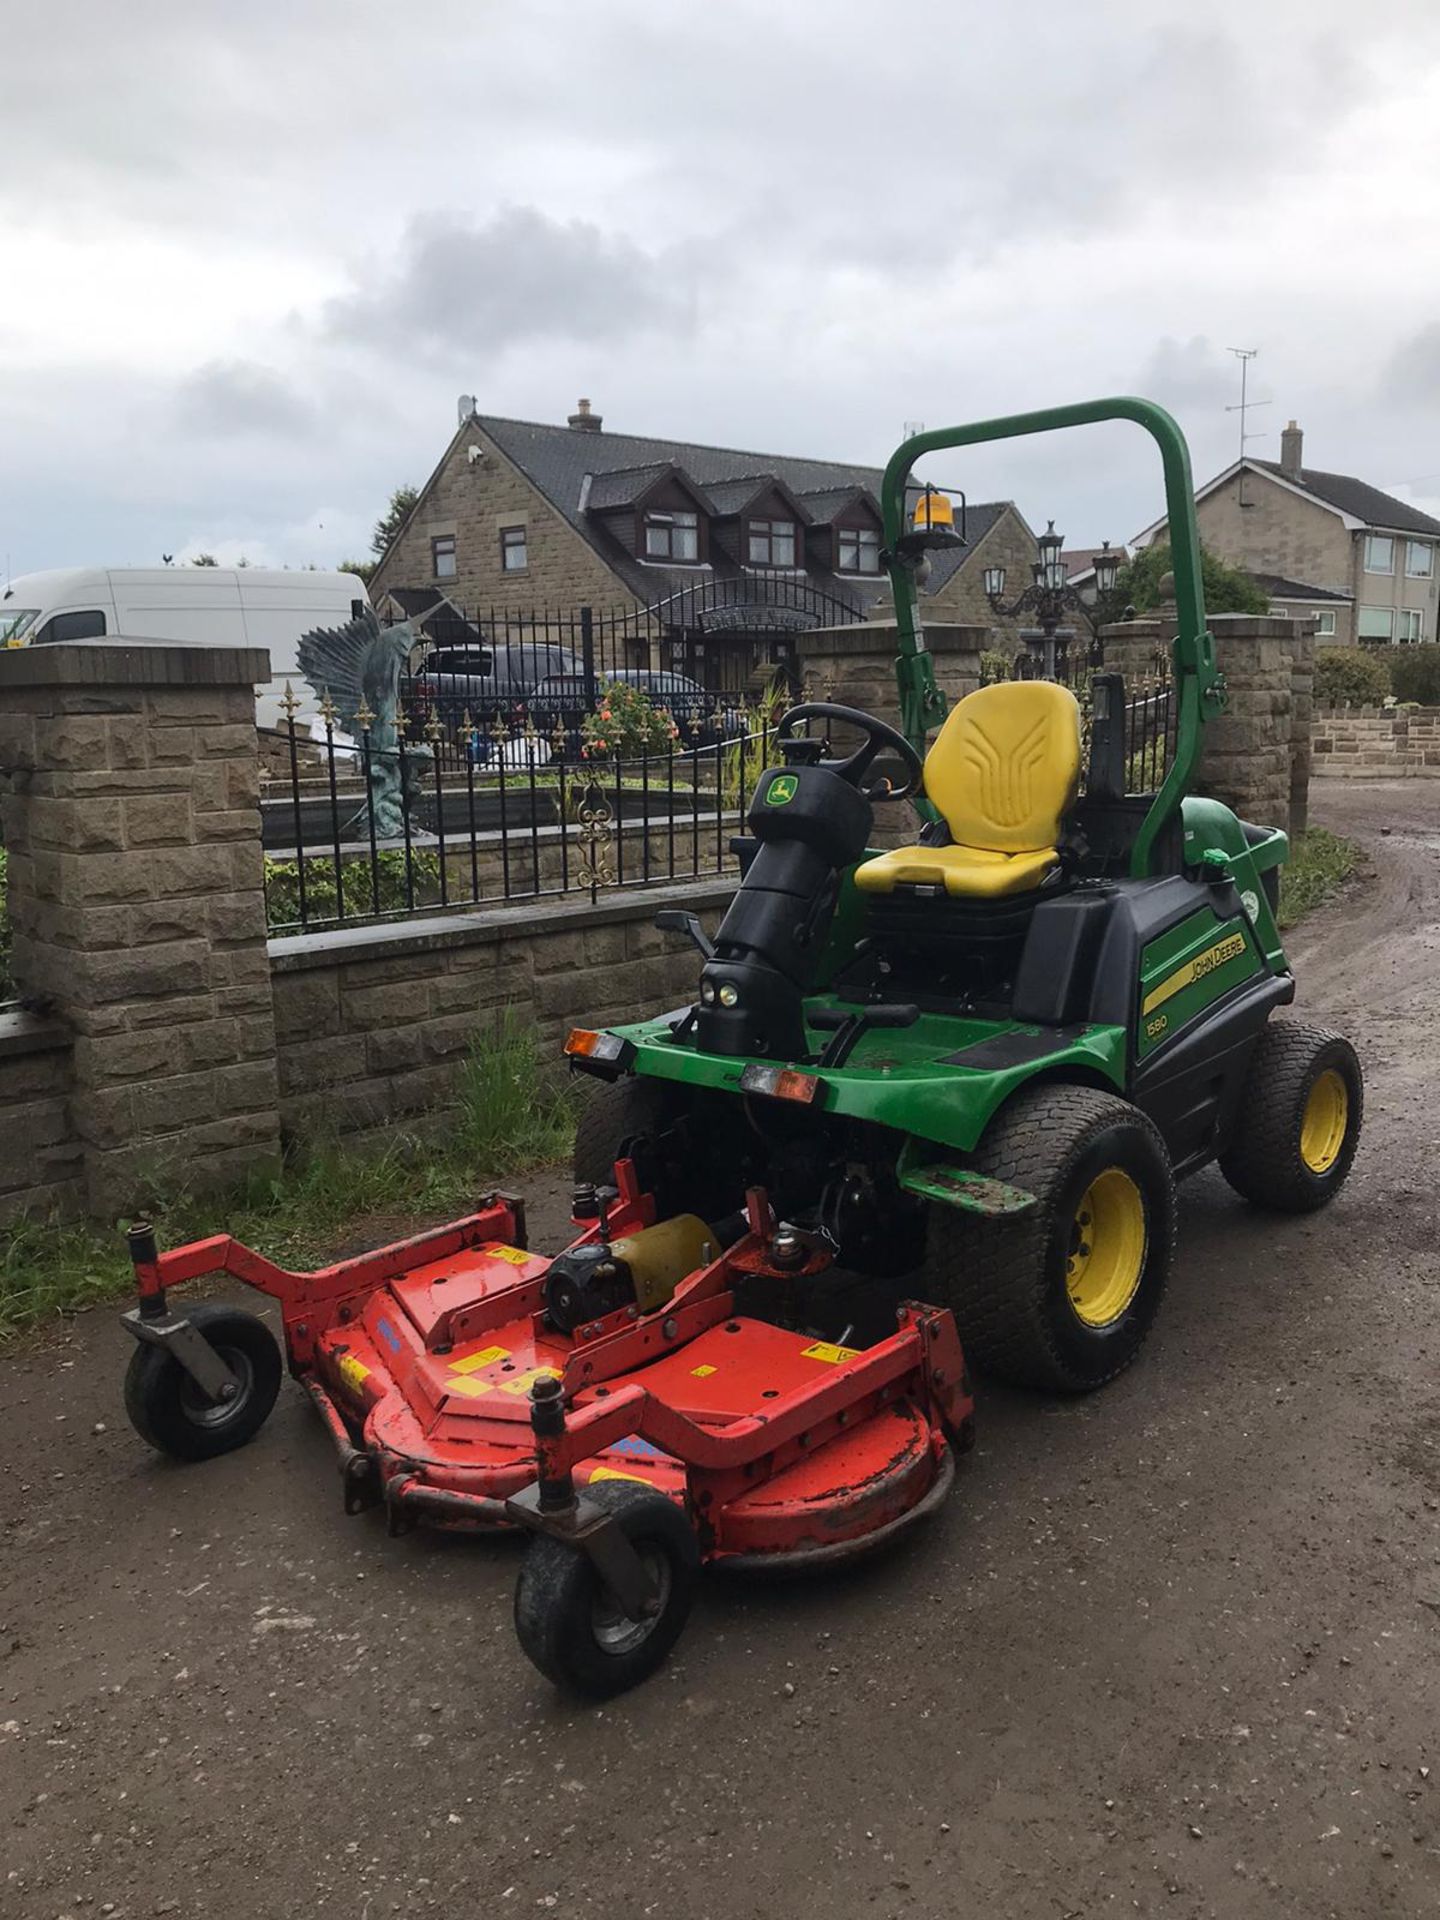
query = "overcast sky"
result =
(5, 0, 1440, 580)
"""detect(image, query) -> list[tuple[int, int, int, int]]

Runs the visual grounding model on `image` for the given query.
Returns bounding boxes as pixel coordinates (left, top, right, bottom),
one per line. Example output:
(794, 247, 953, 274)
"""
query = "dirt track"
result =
(2, 780, 1438, 1920)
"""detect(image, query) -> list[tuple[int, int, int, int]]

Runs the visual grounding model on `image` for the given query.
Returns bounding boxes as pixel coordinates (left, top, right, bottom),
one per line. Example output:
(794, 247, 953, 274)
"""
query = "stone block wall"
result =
(270, 881, 733, 1141)
(1097, 613, 1315, 835)
(0, 1011, 81, 1225)
(0, 643, 282, 1216)
(1312, 706, 1440, 777)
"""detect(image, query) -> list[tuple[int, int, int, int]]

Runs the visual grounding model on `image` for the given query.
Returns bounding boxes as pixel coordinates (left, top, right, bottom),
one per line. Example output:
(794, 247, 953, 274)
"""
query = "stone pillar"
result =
(796, 621, 988, 729)
(0, 643, 281, 1216)
(1100, 613, 1313, 836)
(794, 621, 988, 845)
(1287, 617, 1316, 838)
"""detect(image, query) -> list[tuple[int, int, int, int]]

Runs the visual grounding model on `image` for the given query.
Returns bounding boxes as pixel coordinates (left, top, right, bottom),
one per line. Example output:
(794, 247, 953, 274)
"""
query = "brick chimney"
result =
(1280, 419, 1303, 482)
(568, 397, 602, 432)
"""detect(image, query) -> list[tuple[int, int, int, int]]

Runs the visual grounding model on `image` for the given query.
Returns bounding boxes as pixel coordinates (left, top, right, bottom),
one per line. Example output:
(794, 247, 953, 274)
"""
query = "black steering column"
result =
(692, 704, 922, 1062)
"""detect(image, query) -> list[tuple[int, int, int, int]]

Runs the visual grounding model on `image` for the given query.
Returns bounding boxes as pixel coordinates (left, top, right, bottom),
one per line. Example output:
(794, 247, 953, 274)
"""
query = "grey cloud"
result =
(323, 207, 694, 360)
(1140, 338, 1243, 412)
(1380, 325, 1440, 408)
(174, 360, 317, 437)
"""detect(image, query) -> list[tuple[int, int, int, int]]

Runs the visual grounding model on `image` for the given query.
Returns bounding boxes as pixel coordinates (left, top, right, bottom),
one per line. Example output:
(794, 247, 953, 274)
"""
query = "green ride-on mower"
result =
(567, 396, 1363, 1395)
(113, 398, 1361, 1698)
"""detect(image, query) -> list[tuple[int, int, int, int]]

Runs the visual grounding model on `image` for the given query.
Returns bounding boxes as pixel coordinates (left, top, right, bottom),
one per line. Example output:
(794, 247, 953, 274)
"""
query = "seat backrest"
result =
(924, 680, 1082, 854)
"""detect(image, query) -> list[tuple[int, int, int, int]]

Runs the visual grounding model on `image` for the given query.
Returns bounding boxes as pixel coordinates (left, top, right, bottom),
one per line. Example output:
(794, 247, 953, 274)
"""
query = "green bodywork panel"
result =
(1180, 794, 1287, 969)
(604, 997, 1126, 1158)
(1136, 901, 1262, 1062)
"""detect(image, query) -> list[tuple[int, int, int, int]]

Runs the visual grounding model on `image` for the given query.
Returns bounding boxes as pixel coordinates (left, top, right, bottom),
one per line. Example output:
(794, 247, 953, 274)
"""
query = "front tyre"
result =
(514, 1483, 700, 1698)
(1219, 1022, 1362, 1213)
(924, 1086, 1177, 1394)
(123, 1303, 282, 1462)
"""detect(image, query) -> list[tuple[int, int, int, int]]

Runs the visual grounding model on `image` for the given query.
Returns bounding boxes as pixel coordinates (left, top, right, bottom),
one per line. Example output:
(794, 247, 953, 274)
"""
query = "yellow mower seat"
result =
(855, 679, 1082, 901)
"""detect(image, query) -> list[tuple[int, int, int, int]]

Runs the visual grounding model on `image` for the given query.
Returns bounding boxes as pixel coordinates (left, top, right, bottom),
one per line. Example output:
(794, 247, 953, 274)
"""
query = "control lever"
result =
(653, 909, 715, 961)
(809, 1002, 920, 1069)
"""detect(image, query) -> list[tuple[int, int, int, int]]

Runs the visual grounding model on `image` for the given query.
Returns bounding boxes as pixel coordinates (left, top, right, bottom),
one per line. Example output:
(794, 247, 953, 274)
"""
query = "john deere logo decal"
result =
(767, 774, 798, 805)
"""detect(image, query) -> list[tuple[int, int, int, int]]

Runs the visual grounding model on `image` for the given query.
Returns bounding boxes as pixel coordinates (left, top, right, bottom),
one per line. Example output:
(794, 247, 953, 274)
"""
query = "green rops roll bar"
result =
(880, 397, 1226, 879)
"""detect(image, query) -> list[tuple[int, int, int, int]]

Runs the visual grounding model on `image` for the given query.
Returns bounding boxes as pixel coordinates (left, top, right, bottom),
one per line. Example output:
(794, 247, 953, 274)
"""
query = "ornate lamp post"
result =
(984, 526, 1126, 679)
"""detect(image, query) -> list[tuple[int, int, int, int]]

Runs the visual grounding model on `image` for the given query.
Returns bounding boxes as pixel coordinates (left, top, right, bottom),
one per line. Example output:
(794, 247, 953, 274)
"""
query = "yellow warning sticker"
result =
(801, 1341, 861, 1365)
(499, 1366, 563, 1396)
(448, 1344, 510, 1374)
(483, 1243, 531, 1265)
(589, 1466, 652, 1486)
(337, 1354, 370, 1393)
(446, 1375, 491, 1399)
(690, 1363, 718, 1378)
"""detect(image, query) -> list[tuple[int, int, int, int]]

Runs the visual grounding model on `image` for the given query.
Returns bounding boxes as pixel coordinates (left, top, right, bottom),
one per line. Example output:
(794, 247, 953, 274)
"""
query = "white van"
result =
(0, 567, 371, 730)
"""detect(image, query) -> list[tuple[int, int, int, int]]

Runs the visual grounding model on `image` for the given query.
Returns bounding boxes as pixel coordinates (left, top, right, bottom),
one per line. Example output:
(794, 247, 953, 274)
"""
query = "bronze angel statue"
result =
(297, 608, 431, 839)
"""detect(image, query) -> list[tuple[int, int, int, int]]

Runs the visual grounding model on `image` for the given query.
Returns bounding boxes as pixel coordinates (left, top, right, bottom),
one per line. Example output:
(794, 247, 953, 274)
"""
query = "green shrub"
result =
(1388, 646, 1440, 706)
(1315, 646, 1390, 708)
(581, 680, 680, 759)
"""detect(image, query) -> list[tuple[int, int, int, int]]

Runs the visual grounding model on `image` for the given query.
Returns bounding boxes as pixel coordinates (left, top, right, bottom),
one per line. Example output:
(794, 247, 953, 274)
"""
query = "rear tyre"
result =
(1218, 1022, 1362, 1213)
(513, 1483, 700, 1698)
(123, 1303, 282, 1462)
(573, 1076, 675, 1189)
(923, 1085, 1176, 1394)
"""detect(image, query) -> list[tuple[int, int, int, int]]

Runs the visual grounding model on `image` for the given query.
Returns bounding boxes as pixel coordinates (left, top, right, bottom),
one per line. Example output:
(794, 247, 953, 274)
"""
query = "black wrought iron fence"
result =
(395, 583, 862, 770)
(977, 633, 1174, 797)
(260, 712, 783, 936)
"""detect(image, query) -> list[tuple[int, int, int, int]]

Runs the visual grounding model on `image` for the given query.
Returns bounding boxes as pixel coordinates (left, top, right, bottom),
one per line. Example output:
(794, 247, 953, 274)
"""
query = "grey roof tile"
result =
(1255, 461, 1440, 537)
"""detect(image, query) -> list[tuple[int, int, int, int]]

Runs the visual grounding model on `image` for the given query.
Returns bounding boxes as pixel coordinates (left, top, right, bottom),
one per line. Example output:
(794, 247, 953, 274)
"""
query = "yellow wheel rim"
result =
(1066, 1168, 1147, 1329)
(1300, 1068, 1348, 1174)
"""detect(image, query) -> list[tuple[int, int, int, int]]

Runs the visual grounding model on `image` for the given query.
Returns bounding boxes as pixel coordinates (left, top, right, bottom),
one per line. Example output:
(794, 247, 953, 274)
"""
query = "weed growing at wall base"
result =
(1277, 828, 1359, 929)
(0, 1015, 580, 1338)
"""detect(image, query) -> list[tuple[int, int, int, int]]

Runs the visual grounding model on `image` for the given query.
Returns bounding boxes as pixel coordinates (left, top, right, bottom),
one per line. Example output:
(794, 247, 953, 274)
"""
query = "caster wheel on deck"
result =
(123, 1303, 282, 1462)
(513, 1483, 700, 1698)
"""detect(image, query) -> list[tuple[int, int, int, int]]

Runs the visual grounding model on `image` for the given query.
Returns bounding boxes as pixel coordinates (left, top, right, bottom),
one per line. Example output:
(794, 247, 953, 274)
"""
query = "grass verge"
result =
(1276, 826, 1361, 929)
(0, 1009, 579, 1340)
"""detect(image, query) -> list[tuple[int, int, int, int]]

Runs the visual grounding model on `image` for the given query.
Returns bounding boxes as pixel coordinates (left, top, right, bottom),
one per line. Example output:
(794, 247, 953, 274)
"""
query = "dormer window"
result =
(837, 526, 881, 574)
(748, 519, 796, 567)
(644, 509, 699, 560)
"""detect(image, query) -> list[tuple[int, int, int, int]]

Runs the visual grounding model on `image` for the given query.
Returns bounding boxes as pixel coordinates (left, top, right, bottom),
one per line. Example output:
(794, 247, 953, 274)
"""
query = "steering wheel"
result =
(776, 702, 924, 802)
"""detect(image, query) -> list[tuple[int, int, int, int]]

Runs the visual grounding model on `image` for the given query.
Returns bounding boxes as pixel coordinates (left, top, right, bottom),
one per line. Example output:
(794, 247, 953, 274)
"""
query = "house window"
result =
(748, 519, 796, 567)
(1358, 605, 1395, 642)
(500, 526, 528, 572)
(1399, 609, 1423, 643)
(1364, 534, 1394, 574)
(644, 510, 699, 561)
(431, 534, 457, 579)
(838, 526, 881, 574)
(1270, 605, 1289, 619)
(1314, 610, 1337, 636)
(1406, 540, 1433, 577)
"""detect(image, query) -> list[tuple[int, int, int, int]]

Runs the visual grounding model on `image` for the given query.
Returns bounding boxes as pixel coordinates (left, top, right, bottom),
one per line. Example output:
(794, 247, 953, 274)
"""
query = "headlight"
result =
(718, 984, 739, 1009)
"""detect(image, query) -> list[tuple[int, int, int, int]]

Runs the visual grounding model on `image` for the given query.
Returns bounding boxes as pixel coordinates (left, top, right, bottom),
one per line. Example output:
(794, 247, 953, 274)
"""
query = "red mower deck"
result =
(118, 1167, 972, 1696)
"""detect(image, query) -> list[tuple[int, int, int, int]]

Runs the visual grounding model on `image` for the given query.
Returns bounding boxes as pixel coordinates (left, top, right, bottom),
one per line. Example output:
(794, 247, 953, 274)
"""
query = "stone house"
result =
(369, 398, 1038, 691)
(1133, 421, 1440, 648)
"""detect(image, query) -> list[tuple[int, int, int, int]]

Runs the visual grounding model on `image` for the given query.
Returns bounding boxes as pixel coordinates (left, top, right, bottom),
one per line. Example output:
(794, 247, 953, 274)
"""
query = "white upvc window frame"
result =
(1398, 608, 1423, 643)
(1405, 539, 1433, 578)
(1364, 533, 1395, 575)
(1314, 610, 1337, 636)
(1357, 604, 1395, 643)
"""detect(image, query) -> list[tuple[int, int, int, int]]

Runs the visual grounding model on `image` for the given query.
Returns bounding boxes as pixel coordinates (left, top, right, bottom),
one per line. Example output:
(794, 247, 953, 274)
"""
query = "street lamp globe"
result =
(1039, 521, 1067, 593)
(982, 563, 1007, 598)
(1093, 539, 1121, 596)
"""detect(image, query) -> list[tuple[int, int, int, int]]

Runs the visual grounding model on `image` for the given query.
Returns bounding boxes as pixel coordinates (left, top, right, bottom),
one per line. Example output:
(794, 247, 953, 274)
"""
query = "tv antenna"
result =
(1226, 347, 1269, 505)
